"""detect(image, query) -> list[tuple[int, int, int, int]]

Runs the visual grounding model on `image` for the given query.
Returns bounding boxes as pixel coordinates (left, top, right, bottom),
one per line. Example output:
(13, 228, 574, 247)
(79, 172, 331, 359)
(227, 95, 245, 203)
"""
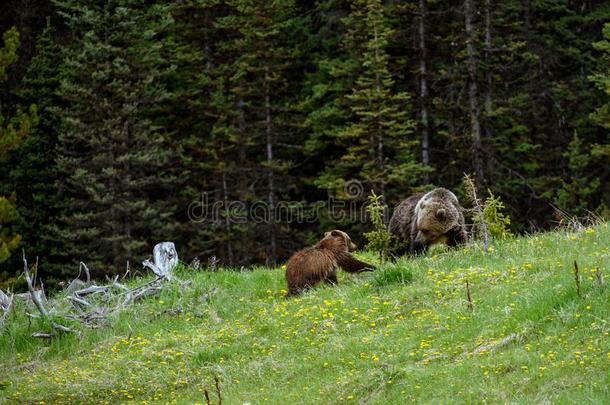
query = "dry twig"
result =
(23, 250, 78, 336)
(594, 267, 603, 286)
(214, 375, 222, 405)
(22, 250, 48, 317)
(573, 260, 581, 298)
(466, 280, 474, 311)
(463, 174, 489, 252)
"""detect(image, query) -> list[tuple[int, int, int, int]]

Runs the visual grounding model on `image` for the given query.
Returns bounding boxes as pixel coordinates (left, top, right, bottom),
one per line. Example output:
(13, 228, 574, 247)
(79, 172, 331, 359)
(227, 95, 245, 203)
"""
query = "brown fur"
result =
(285, 230, 374, 295)
(388, 188, 467, 255)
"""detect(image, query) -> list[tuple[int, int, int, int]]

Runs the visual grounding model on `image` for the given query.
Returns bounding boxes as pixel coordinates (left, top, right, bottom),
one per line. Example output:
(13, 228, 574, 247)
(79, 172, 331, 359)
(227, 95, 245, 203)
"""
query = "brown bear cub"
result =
(285, 230, 374, 296)
(388, 187, 467, 255)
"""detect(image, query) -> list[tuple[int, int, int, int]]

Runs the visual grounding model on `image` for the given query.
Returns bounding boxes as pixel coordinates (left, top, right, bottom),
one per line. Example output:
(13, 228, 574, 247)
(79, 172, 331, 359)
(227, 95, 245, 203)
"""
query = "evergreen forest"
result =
(0, 0, 608, 282)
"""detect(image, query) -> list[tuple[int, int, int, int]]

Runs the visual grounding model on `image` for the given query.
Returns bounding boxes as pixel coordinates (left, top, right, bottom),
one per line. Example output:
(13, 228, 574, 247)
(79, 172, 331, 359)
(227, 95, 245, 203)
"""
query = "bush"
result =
(364, 191, 394, 263)
(482, 190, 513, 239)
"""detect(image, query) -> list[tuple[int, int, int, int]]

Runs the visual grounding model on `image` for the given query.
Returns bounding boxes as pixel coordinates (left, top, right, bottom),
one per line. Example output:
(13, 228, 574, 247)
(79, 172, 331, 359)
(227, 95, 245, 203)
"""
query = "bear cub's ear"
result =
(436, 208, 447, 220)
(324, 230, 342, 238)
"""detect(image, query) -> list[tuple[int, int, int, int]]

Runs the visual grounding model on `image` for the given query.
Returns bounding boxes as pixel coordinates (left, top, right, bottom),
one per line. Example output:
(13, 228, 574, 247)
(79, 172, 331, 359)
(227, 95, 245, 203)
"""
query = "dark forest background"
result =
(0, 0, 608, 283)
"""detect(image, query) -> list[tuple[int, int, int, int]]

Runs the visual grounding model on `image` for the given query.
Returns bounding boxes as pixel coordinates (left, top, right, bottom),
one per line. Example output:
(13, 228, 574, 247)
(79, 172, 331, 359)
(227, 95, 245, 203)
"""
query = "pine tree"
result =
(50, 1, 176, 274)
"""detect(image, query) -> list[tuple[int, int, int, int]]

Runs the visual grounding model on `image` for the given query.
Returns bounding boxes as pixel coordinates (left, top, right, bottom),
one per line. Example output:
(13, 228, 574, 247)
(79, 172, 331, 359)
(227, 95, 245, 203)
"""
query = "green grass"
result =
(1, 224, 609, 404)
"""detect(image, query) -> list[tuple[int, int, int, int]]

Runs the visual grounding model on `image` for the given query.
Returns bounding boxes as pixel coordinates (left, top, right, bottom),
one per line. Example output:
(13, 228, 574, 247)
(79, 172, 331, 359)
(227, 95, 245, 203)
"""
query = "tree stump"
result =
(142, 242, 179, 279)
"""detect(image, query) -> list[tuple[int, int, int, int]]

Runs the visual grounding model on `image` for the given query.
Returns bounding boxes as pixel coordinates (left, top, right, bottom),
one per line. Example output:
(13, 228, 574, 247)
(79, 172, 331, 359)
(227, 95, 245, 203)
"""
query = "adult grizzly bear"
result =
(388, 188, 467, 255)
(285, 230, 374, 296)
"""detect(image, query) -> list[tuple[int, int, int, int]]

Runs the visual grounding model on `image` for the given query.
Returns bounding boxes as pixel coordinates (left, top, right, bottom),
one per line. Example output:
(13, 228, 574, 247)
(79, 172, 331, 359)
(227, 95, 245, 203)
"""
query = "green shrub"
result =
(481, 190, 513, 239)
(364, 191, 394, 263)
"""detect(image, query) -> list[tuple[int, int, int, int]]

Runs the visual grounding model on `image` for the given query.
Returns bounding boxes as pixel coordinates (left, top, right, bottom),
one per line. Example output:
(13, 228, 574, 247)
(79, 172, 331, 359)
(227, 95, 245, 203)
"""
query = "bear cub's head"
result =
(316, 229, 357, 252)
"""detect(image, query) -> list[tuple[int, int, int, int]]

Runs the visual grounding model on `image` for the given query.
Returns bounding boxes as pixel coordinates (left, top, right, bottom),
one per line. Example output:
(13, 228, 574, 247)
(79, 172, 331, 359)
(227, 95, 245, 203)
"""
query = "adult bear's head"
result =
(413, 188, 461, 246)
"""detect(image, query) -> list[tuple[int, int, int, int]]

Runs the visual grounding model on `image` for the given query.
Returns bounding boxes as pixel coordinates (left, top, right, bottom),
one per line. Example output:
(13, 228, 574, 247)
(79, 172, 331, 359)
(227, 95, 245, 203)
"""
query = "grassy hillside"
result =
(1, 223, 609, 404)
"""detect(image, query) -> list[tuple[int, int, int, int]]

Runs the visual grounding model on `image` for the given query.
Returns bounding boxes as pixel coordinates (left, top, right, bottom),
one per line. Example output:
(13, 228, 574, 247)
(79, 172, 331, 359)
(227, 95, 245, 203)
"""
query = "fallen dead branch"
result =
(23, 250, 78, 337)
(14, 290, 47, 304)
(457, 331, 524, 359)
(472, 333, 519, 355)
(22, 251, 48, 317)
(18, 241, 185, 338)
(31, 332, 54, 339)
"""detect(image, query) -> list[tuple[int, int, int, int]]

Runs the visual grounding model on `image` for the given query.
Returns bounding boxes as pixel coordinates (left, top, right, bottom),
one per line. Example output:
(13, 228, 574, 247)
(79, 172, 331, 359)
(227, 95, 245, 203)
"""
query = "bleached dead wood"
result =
(120, 276, 166, 305)
(14, 290, 47, 303)
(22, 250, 77, 336)
(64, 279, 87, 294)
(73, 285, 111, 296)
(69, 311, 106, 323)
(65, 247, 176, 322)
(464, 333, 523, 356)
(142, 242, 178, 279)
(471, 333, 520, 356)
(110, 280, 130, 292)
(32, 332, 54, 339)
(22, 251, 48, 317)
(208, 256, 219, 271)
(130, 284, 163, 302)
(79, 261, 91, 283)
(63, 261, 92, 293)
(67, 295, 92, 309)
(0, 289, 14, 330)
(51, 322, 75, 333)
(16, 243, 184, 337)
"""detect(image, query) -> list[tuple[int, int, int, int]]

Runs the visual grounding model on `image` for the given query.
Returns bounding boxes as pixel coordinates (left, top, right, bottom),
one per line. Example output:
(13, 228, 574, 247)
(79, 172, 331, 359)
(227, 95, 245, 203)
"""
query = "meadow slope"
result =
(1, 223, 609, 404)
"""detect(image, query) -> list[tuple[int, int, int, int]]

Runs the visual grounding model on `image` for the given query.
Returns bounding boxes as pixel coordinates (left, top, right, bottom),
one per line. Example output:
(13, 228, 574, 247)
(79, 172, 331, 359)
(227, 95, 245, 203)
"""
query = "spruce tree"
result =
(7, 22, 63, 276)
(50, 1, 176, 274)
(213, 0, 296, 264)
(569, 21, 610, 215)
(319, 0, 421, 198)
(0, 27, 37, 265)
(590, 23, 610, 131)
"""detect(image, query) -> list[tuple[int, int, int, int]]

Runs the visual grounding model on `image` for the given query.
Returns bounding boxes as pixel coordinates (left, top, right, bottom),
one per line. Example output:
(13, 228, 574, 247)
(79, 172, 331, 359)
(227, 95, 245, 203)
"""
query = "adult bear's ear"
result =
(331, 230, 342, 237)
(436, 209, 447, 220)
(324, 231, 331, 237)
